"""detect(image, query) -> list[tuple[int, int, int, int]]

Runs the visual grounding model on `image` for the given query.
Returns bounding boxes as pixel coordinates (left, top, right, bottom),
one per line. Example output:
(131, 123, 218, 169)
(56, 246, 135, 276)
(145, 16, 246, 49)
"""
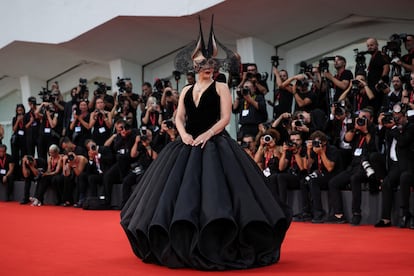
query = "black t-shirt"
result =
(333, 70, 354, 101)
(0, 154, 14, 176)
(367, 51, 389, 88)
(309, 145, 340, 175)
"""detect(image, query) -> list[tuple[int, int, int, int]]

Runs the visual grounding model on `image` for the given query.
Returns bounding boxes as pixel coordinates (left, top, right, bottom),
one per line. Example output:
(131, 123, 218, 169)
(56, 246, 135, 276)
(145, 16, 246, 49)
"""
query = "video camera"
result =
(94, 81, 111, 95)
(299, 61, 313, 74)
(116, 77, 131, 93)
(319, 56, 335, 73)
(38, 87, 55, 103)
(271, 55, 282, 68)
(246, 72, 269, 83)
(354, 49, 368, 75)
(384, 33, 408, 58)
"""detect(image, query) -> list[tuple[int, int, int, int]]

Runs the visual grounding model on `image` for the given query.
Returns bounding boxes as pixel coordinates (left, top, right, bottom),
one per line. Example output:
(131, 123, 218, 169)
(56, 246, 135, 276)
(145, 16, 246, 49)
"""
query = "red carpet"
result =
(1, 201, 414, 275)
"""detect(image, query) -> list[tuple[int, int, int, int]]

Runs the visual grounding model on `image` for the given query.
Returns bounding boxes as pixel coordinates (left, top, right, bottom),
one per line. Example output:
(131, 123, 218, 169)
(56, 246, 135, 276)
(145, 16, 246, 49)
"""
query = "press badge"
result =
(18, 130, 24, 135)
(99, 127, 106, 133)
(0, 169, 6, 175)
(263, 167, 271, 177)
(75, 126, 81, 133)
(354, 148, 362, 156)
(44, 128, 51, 134)
(242, 109, 249, 117)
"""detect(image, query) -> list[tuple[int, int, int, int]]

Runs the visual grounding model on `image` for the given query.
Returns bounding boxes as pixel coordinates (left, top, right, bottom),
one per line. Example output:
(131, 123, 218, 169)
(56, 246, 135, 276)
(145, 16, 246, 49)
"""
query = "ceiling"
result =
(1, 0, 414, 87)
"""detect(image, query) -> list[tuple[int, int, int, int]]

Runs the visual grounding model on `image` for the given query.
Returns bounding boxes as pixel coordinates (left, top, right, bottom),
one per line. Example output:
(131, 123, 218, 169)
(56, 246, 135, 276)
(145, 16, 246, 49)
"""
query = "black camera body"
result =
(116, 77, 131, 93)
(38, 87, 55, 103)
(299, 61, 313, 74)
(287, 141, 296, 148)
(27, 155, 34, 164)
(242, 87, 250, 96)
(66, 153, 75, 163)
(164, 119, 174, 129)
(381, 112, 394, 125)
(94, 81, 111, 95)
(312, 140, 322, 148)
(319, 57, 335, 73)
(356, 116, 367, 126)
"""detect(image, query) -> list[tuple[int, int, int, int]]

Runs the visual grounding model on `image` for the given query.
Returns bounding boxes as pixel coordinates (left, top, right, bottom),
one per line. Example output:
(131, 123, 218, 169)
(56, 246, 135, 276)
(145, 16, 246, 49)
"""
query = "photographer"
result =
(0, 144, 15, 201)
(301, 131, 340, 223)
(11, 104, 27, 179)
(366, 38, 391, 116)
(152, 119, 178, 152)
(24, 97, 41, 157)
(380, 75, 404, 113)
(327, 108, 377, 225)
(103, 120, 138, 206)
(271, 68, 293, 119)
(323, 56, 354, 101)
(141, 96, 163, 135)
(121, 128, 157, 208)
(61, 151, 88, 207)
(238, 63, 269, 95)
(395, 34, 414, 73)
(20, 155, 46, 204)
(30, 144, 63, 206)
(374, 110, 411, 227)
(111, 95, 134, 127)
(324, 101, 354, 168)
(281, 73, 316, 113)
(277, 131, 307, 211)
(402, 72, 414, 110)
(160, 87, 179, 121)
(116, 78, 140, 128)
(232, 80, 268, 137)
(69, 99, 91, 149)
(89, 98, 113, 146)
(35, 101, 60, 161)
(88, 81, 114, 112)
(338, 72, 375, 113)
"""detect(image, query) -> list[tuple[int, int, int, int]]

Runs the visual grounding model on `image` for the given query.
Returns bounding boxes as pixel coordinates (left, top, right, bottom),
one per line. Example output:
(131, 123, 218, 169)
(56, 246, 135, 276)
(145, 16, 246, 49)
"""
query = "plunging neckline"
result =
(192, 81, 214, 108)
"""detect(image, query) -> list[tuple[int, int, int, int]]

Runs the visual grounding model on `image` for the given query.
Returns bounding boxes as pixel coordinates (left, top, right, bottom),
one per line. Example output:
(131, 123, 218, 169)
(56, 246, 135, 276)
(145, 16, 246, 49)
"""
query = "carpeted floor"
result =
(1, 201, 414, 275)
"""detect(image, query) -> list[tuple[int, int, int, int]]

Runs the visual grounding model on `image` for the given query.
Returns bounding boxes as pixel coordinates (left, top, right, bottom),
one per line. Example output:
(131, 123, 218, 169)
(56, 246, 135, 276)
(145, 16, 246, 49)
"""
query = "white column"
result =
(20, 75, 45, 110)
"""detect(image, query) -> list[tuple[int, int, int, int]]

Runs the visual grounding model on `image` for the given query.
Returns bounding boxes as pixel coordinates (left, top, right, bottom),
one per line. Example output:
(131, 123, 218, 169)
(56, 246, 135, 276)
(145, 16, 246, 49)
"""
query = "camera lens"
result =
(263, 135, 273, 143)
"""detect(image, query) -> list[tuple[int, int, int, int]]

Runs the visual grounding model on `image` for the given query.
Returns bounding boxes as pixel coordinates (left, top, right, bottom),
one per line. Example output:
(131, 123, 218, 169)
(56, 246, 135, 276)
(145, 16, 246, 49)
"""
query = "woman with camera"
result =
(89, 98, 113, 146)
(30, 144, 63, 206)
(11, 104, 27, 179)
(69, 99, 91, 149)
(338, 72, 375, 114)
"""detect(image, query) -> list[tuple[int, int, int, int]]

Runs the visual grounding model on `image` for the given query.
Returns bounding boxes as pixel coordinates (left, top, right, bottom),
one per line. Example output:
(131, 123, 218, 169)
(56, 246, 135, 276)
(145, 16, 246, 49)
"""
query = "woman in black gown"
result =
(120, 20, 291, 271)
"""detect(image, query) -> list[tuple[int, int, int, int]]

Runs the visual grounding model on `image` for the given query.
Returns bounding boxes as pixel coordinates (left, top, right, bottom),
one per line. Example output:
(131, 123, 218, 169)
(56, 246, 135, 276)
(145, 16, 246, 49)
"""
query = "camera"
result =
(38, 87, 55, 103)
(27, 155, 34, 164)
(165, 90, 172, 97)
(246, 72, 268, 82)
(294, 120, 304, 127)
(263, 134, 273, 144)
(319, 57, 335, 73)
(287, 141, 296, 148)
(361, 160, 375, 178)
(140, 126, 148, 142)
(116, 77, 131, 93)
(66, 153, 75, 163)
(271, 55, 282, 68)
(312, 140, 322, 147)
(356, 116, 367, 126)
(240, 141, 251, 149)
(384, 33, 407, 57)
(351, 80, 360, 95)
(299, 61, 313, 74)
(90, 144, 97, 151)
(353, 49, 368, 75)
(242, 87, 250, 96)
(164, 119, 174, 129)
(94, 82, 111, 95)
(381, 112, 394, 125)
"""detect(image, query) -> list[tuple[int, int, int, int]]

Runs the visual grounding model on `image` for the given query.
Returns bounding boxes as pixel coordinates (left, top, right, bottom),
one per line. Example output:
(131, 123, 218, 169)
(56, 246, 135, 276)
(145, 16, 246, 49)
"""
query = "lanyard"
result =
(98, 113, 105, 126)
(0, 157, 5, 169)
(317, 155, 322, 173)
(149, 113, 157, 126)
(358, 136, 366, 148)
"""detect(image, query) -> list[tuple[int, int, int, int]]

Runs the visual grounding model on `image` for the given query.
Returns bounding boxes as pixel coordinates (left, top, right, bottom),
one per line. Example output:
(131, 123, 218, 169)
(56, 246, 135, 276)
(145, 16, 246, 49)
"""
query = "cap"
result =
(28, 96, 37, 104)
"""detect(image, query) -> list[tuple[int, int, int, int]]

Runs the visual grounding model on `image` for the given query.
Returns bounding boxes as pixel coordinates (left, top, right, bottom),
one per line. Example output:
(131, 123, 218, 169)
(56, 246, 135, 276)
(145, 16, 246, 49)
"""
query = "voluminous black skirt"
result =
(120, 133, 291, 270)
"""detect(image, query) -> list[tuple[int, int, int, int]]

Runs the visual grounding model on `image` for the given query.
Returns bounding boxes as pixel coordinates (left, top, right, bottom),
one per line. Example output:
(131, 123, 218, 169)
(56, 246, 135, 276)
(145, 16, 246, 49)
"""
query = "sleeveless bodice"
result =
(184, 82, 220, 137)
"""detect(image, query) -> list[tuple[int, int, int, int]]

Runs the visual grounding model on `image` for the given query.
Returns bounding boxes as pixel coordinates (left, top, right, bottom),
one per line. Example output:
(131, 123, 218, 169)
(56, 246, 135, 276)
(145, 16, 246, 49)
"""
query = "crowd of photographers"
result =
(1, 34, 414, 227)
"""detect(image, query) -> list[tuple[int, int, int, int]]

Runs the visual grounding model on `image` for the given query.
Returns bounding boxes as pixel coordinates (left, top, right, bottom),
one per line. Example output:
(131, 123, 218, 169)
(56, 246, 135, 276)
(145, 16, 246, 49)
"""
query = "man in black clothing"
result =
(271, 67, 293, 120)
(327, 108, 377, 225)
(323, 55, 354, 102)
(375, 110, 414, 228)
(366, 37, 390, 116)
(0, 144, 15, 201)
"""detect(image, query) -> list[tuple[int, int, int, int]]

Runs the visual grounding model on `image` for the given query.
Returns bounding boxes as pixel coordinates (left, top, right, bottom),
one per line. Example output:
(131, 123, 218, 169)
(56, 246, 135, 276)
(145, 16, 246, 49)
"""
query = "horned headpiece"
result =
(174, 15, 240, 76)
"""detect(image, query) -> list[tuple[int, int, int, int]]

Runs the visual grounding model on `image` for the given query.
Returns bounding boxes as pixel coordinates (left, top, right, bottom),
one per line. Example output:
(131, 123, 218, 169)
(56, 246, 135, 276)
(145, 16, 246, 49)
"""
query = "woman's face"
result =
(79, 101, 88, 111)
(16, 106, 24, 115)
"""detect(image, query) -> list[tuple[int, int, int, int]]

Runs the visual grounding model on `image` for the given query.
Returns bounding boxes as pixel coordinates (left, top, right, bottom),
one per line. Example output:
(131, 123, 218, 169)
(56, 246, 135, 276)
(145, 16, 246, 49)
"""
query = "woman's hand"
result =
(192, 129, 214, 148)
(181, 133, 194, 146)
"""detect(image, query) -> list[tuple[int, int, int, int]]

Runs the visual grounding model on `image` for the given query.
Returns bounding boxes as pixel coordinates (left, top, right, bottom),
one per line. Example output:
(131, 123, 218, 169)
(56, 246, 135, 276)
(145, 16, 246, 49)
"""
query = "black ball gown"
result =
(120, 82, 291, 270)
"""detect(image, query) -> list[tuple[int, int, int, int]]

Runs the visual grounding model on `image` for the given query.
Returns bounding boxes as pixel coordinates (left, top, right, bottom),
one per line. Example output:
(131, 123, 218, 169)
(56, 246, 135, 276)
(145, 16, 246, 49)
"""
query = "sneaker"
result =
(31, 198, 41, 207)
(326, 214, 347, 224)
(312, 211, 325, 224)
(351, 213, 362, 226)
